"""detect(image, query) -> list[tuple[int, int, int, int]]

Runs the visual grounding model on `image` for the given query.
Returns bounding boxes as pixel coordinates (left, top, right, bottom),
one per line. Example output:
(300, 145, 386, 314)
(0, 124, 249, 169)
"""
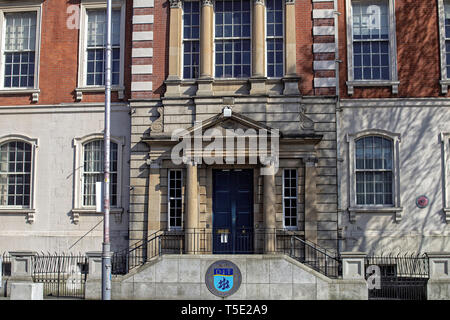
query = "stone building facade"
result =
(127, 0, 340, 254)
(337, 0, 450, 253)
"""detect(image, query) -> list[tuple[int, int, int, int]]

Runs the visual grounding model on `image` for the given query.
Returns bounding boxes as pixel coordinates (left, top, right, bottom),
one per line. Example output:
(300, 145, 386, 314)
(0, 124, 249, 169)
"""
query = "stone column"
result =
(283, 0, 300, 95)
(147, 160, 161, 259)
(427, 252, 450, 300)
(185, 160, 199, 253)
(304, 158, 318, 244)
(197, 0, 214, 95)
(250, 0, 266, 94)
(263, 163, 276, 253)
(166, 0, 183, 96)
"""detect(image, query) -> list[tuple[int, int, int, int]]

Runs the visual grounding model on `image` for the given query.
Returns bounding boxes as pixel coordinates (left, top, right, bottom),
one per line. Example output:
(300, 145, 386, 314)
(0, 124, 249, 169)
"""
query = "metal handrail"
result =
(288, 236, 341, 278)
(112, 228, 341, 278)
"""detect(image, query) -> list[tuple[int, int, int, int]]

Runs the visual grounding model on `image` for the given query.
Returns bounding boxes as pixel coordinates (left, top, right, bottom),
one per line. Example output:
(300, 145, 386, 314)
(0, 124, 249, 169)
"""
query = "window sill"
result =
(0, 88, 40, 102)
(346, 80, 400, 95)
(71, 207, 124, 224)
(0, 208, 36, 223)
(75, 86, 125, 101)
(348, 206, 403, 223)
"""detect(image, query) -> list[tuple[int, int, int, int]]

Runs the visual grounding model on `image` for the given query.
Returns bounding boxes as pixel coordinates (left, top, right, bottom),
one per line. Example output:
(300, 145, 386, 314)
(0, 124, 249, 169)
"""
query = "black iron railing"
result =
(112, 228, 340, 278)
(1, 252, 11, 277)
(32, 252, 88, 299)
(287, 236, 341, 278)
(365, 253, 429, 300)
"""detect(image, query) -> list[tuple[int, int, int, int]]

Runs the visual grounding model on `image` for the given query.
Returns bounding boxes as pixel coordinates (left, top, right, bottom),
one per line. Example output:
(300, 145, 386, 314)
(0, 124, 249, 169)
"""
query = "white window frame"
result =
(345, 0, 399, 95)
(0, 2, 42, 102)
(264, 0, 285, 79)
(440, 132, 450, 223)
(72, 133, 125, 223)
(182, 0, 201, 80)
(213, 0, 253, 79)
(346, 129, 403, 223)
(437, 0, 450, 94)
(282, 168, 298, 230)
(168, 168, 183, 230)
(76, 0, 125, 101)
(0, 134, 38, 223)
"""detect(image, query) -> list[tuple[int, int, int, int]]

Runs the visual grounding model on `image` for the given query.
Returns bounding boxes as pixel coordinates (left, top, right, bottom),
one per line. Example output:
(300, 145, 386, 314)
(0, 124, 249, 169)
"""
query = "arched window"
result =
(0, 140, 32, 207)
(355, 136, 393, 205)
(82, 140, 118, 207)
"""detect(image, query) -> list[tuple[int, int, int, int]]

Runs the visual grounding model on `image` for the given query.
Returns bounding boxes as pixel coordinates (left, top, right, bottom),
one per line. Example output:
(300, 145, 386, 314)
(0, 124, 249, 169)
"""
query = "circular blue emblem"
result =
(205, 260, 242, 298)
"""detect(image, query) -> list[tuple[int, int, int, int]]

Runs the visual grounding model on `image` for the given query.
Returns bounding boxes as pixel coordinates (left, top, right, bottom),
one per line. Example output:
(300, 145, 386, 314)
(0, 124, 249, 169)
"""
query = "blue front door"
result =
(213, 169, 253, 254)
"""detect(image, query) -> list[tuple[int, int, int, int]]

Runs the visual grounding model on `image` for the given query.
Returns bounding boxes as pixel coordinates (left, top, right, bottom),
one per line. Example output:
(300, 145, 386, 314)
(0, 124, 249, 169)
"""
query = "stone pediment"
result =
(185, 111, 277, 137)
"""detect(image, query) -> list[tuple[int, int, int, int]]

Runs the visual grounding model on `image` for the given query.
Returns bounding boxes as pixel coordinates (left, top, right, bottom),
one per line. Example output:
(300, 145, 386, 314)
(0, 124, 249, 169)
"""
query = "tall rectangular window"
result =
(444, 1, 450, 77)
(86, 9, 121, 86)
(0, 141, 32, 207)
(283, 169, 297, 228)
(355, 136, 393, 205)
(3, 12, 37, 88)
(183, 1, 200, 79)
(168, 169, 183, 229)
(266, 0, 283, 77)
(215, 0, 251, 78)
(352, 0, 389, 80)
(82, 140, 118, 207)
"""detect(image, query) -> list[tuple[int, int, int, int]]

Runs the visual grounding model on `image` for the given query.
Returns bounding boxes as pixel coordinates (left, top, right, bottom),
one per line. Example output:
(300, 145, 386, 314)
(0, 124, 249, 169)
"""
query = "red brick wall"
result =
(296, 0, 315, 96)
(339, 0, 444, 98)
(148, 0, 168, 99)
(0, 0, 132, 106)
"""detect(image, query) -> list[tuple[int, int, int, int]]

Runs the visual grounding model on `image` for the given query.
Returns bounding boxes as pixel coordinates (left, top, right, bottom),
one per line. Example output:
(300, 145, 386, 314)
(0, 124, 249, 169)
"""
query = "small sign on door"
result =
(221, 233, 228, 243)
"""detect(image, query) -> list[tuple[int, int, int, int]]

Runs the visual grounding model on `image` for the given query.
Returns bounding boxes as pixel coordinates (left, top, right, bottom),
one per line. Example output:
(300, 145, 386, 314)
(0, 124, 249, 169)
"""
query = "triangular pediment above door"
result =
(185, 111, 277, 137)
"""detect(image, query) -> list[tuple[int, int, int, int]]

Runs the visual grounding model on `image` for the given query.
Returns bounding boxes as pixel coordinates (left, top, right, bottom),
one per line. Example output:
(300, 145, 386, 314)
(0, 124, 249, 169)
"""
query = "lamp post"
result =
(102, 0, 113, 300)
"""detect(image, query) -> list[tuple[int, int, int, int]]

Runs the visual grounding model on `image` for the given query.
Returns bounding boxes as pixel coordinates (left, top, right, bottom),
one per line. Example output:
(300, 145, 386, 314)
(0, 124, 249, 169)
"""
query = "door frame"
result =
(212, 168, 254, 254)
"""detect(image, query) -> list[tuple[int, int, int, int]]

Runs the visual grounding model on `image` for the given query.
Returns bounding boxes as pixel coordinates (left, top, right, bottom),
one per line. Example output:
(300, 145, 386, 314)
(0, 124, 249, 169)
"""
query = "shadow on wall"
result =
(344, 104, 449, 254)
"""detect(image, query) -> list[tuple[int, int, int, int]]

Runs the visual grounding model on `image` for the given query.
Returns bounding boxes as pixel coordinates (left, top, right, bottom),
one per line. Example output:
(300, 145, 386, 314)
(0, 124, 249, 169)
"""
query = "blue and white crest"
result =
(213, 268, 234, 292)
(205, 261, 242, 297)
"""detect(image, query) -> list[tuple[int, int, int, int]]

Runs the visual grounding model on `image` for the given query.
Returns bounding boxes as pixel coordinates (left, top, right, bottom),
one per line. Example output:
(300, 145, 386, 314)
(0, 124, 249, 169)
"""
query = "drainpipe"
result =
(333, 0, 343, 258)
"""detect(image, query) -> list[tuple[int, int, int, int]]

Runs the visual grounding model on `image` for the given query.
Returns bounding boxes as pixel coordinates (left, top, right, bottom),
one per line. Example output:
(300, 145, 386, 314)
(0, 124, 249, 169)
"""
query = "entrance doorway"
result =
(212, 169, 253, 254)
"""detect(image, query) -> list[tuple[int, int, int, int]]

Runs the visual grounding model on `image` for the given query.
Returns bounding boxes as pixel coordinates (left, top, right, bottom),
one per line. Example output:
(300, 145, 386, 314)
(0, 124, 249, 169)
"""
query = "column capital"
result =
(285, 0, 295, 4)
(201, 0, 213, 7)
(254, 0, 265, 5)
(183, 156, 198, 166)
(169, 0, 182, 9)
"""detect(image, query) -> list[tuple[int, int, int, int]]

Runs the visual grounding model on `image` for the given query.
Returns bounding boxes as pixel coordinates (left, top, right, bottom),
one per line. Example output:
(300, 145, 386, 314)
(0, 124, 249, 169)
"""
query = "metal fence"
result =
(111, 228, 339, 278)
(32, 253, 88, 299)
(365, 253, 429, 300)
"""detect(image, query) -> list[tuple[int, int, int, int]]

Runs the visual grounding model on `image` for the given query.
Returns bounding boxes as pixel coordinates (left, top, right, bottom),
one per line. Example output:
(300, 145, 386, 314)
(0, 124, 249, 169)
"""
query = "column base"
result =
(249, 77, 267, 95)
(164, 77, 182, 97)
(282, 76, 301, 95)
(196, 77, 214, 96)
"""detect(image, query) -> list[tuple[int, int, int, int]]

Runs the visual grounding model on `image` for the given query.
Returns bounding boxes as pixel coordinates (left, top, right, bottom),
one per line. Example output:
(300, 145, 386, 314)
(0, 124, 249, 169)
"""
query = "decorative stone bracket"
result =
(150, 106, 164, 133)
